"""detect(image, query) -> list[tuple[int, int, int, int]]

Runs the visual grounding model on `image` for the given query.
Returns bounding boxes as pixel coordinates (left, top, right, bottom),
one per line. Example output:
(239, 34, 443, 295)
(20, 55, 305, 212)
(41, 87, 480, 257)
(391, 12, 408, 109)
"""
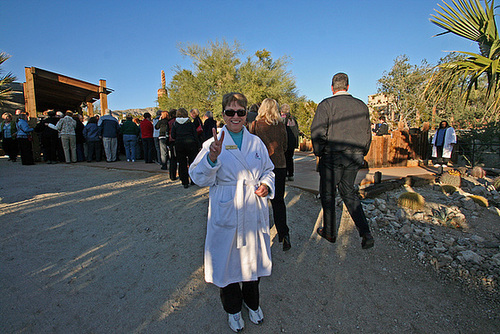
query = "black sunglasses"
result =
(224, 109, 247, 117)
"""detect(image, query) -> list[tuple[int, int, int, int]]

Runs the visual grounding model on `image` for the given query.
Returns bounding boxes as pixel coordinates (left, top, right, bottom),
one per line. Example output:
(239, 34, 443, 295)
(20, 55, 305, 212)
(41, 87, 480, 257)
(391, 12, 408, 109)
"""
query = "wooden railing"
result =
(300, 130, 430, 168)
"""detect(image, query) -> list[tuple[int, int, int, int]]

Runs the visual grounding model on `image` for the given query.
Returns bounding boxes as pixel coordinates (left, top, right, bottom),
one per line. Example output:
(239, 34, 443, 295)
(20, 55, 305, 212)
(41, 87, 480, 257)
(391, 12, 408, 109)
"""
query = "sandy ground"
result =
(1, 158, 499, 333)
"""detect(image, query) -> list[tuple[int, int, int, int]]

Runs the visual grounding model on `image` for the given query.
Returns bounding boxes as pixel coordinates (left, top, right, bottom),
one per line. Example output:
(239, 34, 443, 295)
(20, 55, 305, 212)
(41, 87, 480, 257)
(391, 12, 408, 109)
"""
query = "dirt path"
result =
(1, 159, 498, 333)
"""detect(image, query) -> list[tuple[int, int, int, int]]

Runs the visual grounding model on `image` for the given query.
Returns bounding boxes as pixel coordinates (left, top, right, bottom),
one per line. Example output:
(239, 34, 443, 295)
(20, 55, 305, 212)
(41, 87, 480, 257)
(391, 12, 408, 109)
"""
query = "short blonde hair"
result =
(256, 98, 280, 125)
(280, 104, 290, 114)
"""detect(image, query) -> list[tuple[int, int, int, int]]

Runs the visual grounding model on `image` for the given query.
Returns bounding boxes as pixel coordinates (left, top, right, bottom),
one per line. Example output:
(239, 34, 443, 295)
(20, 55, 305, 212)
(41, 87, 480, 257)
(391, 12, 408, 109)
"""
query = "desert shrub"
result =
(468, 195, 489, 207)
(398, 192, 425, 210)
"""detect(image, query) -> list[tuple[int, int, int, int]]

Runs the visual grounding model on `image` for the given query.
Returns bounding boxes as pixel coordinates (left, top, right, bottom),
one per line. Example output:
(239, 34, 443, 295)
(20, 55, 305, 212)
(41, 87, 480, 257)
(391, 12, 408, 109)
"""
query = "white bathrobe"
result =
(189, 126, 275, 288)
(431, 127, 457, 158)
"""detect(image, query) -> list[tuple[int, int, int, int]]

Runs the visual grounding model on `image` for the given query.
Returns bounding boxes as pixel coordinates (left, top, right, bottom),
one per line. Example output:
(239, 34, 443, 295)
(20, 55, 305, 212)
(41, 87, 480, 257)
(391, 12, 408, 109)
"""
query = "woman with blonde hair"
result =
(250, 98, 290, 251)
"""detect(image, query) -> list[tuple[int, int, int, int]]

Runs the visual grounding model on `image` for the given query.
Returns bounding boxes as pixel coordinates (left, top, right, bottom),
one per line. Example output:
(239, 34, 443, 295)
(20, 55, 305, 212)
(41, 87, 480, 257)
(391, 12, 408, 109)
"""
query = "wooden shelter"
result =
(23, 67, 112, 118)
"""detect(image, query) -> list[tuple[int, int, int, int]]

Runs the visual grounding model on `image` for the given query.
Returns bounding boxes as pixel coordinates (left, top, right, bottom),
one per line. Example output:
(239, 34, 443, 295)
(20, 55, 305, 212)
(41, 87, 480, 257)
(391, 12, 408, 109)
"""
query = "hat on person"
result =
(56, 111, 64, 117)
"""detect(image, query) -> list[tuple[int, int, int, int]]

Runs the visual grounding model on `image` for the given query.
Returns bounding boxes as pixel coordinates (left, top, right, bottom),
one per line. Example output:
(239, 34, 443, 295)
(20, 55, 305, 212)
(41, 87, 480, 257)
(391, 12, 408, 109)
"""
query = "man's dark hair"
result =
(379, 115, 386, 122)
(331, 73, 349, 91)
(143, 112, 151, 119)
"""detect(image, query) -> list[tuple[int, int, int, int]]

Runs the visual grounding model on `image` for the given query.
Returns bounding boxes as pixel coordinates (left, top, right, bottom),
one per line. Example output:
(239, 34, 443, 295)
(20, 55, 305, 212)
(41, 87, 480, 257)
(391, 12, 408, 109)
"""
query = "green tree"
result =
(159, 40, 304, 122)
(377, 55, 431, 125)
(0, 52, 17, 105)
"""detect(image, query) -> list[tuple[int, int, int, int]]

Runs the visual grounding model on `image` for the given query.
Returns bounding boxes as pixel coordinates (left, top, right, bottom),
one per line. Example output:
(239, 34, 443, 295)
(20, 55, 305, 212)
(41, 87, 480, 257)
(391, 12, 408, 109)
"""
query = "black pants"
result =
(87, 140, 102, 162)
(142, 138, 154, 163)
(271, 168, 289, 240)
(42, 135, 58, 162)
(284, 149, 295, 177)
(2, 137, 18, 160)
(220, 280, 260, 314)
(434, 146, 450, 165)
(176, 144, 198, 186)
(169, 142, 177, 180)
(18, 138, 34, 165)
(319, 153, 370, 238)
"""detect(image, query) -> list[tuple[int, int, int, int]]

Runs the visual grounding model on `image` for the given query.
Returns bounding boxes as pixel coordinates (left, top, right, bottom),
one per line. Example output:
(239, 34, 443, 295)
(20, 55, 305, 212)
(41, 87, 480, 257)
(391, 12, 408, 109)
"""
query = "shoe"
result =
(228, 312, 245, 332)
(183, 184, 189, 188)
(244, 304, 264, 325)
(127, 159, 130, 162)
(283, 234, 291, 251)
(132, 160, 136, 162)
(433, 164, 441, 167)
(317, 228, 336, 243)
(361, 233, 375, 249)
(287, 176, 294, 181)
(441, 164, 448, 168)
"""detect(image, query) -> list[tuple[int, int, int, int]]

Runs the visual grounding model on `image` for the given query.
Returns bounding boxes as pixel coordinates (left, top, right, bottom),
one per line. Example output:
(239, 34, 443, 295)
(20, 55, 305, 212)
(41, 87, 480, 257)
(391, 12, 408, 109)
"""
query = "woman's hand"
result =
(208, 128, 225, 163)
(255, 184, 269, 197)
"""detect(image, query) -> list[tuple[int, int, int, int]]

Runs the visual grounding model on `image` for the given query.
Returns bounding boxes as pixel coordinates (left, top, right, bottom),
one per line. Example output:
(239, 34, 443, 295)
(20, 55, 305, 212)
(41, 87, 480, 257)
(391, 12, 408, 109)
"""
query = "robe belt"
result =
(216, 178, 262, 249)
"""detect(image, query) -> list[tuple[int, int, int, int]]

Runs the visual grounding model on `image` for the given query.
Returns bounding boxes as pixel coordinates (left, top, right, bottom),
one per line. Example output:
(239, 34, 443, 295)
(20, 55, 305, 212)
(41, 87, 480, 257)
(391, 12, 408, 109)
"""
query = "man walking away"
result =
(311, 72, 374, 249)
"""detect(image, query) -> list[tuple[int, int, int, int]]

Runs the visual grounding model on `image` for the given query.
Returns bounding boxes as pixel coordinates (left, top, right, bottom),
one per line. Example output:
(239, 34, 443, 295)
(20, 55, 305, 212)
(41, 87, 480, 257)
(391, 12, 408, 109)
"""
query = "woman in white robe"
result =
(431, 120, 456, 167)
(189, 92, 275, 332)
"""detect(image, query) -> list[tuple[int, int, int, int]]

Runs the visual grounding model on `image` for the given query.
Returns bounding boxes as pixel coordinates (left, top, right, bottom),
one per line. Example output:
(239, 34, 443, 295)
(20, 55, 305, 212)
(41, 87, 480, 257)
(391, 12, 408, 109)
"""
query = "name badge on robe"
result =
(225, 145, 237, 150)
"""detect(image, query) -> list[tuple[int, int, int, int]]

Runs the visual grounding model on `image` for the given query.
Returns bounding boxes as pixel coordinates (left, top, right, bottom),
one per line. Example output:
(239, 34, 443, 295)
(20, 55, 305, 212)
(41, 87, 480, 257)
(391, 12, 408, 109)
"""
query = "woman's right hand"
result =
(208, 128, 225, 163)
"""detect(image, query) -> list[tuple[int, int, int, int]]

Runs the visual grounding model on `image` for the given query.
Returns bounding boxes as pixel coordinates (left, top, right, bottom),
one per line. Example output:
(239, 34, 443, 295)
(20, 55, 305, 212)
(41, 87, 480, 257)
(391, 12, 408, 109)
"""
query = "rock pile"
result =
(360, 170, 500, 295)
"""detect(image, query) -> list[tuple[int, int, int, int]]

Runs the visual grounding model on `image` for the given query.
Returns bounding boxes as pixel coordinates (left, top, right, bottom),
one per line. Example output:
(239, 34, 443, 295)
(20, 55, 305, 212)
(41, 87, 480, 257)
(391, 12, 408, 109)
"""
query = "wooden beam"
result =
(87, 102, 94, 117)
(24, 67, 37, 118)
(99, 79, 108, 116)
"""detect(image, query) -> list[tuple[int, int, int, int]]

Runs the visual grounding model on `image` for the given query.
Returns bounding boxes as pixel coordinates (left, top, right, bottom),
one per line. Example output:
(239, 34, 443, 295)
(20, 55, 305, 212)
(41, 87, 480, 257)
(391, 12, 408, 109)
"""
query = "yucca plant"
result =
(494, 176, 500, 190)
(432, 207, 462, 228)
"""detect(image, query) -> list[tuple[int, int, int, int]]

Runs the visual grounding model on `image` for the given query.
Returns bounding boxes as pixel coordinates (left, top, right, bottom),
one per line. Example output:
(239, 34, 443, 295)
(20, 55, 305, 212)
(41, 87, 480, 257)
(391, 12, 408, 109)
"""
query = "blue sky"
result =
(1, 0, 476, 110)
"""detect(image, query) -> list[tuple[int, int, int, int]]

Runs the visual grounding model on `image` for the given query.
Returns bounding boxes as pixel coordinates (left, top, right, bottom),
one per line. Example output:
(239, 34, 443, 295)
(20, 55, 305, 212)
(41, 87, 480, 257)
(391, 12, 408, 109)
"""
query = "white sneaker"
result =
(434, 164, 441, 167)
(245, 304, 264, 325)
(228, 312, 244, 332)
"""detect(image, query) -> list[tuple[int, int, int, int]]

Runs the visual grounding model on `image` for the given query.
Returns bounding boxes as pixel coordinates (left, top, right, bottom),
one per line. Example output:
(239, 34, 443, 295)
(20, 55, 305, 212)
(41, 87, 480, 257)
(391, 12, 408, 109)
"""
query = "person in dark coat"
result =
(74, 114, 86, 162)
(167, 109, 178, 180)
(190, 108, 205, 144)
(280, 104, 300, 181)
(311, 72, 374, 249)
(171, 108, 200, 188)
(202, 111, 217, 141)
(83, 117, 102, 162)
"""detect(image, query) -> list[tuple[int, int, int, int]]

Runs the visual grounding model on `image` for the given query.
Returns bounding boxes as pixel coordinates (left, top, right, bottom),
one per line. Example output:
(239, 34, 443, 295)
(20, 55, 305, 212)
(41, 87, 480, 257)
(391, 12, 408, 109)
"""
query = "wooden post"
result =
(24, 67, 37, 118)
(99, 79, 108, 116)
(87, 102, 94, 116)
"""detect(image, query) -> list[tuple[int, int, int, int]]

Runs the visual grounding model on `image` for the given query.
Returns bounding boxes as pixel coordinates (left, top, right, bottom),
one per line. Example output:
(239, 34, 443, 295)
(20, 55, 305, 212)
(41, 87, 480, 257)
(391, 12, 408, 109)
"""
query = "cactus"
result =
(493, 176, 500, 191)
(397, 192, 425, 210)
(468, 195, 489, 207)
(439, 170, 461, 188)
(457, 167, 468, 177)
(471, 166, 486, 178)
(441, 184, 457, 195)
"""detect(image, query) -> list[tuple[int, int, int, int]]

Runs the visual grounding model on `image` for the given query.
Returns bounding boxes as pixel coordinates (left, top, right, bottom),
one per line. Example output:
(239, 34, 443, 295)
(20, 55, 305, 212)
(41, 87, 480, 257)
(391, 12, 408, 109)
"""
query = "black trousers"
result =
(18, 138, 34, 165)
(87, 140, 102, 162)
(142, 138, 154, 163)
(41, 135, 58, 162)
(220, 280, 260, 314)
(284, 149, 295, 177)
(318, 153, 370, 238)
(175, 144, 198, 186)
(434, 146, 450, 164)
(2, 138, 18, 160)
(169, 142, 177, 180)
(271, 168, 289, 240)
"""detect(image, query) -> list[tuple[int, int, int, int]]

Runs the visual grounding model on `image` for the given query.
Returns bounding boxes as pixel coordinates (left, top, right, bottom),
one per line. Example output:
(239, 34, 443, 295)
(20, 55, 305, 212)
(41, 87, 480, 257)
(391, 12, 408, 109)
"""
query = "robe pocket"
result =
(213, 199, 237, 228)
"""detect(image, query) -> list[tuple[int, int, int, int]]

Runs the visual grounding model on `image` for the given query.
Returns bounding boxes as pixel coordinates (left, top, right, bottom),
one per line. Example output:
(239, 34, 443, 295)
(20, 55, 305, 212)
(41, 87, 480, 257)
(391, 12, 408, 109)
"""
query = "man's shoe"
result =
(287, 176, 294, 181)
(244, 304, 264, 325)
(283, 234, 291, 251)
(228, 312, 245, 332)
(362, 233, 375, 249)
(317, 228, 336, 243)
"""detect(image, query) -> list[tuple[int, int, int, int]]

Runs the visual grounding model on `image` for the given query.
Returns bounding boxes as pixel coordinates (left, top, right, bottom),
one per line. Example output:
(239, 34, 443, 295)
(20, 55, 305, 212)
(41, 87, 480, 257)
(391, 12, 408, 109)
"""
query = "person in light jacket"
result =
(431, 120, 456, 167)
(189, 92, 275, 333)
